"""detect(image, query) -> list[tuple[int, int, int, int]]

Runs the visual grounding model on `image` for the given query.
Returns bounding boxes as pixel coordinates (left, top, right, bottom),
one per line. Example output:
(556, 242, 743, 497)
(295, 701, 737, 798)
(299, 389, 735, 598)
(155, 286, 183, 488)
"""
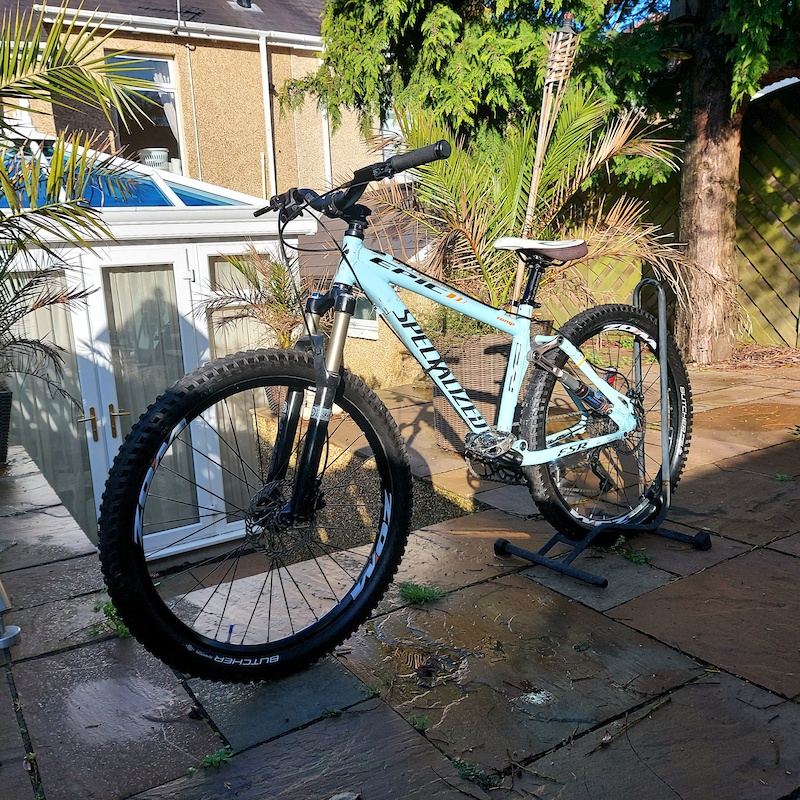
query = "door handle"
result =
(108, 404, 131, 439)
(77, 407, 99, 442)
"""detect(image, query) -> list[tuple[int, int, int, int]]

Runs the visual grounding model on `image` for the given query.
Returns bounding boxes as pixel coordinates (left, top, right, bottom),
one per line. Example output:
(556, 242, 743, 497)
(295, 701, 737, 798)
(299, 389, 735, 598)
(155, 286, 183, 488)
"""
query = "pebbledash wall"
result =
(28, 2, 371, 199)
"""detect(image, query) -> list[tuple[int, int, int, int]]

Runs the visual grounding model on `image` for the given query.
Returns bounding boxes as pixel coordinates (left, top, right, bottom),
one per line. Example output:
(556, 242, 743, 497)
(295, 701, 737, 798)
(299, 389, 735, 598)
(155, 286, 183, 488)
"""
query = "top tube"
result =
(336, 235, 525, 335)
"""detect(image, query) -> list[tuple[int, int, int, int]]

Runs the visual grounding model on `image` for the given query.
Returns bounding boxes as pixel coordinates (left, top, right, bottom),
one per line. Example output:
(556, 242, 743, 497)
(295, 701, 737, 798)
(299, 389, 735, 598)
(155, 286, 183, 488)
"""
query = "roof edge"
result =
(34, 4, 323, 50)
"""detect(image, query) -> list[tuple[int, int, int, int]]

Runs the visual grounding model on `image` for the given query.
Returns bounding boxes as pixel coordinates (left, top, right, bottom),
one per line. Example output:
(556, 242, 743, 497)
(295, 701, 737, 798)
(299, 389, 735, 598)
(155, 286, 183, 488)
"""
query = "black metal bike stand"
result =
(494, 279, 711, 588)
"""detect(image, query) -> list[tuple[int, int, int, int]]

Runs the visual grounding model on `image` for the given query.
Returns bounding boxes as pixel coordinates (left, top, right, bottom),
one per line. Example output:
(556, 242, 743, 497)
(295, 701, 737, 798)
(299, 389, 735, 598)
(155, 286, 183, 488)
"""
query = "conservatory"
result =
(7, 157, 315, 539)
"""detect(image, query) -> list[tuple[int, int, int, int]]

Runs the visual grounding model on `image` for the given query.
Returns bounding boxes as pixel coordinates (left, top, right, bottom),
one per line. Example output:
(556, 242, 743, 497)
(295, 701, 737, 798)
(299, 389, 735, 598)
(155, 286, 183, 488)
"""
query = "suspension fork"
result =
(272, 284, 356, 524)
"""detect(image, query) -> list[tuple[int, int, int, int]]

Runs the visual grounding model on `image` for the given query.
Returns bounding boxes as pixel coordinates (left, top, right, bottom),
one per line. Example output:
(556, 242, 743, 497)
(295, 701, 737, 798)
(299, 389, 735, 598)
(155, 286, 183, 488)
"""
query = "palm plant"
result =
(0, 256, 91, 398)
(374, 90, 690, 313)
(201, 245, 327, 349)
(0, 2, 152, 457)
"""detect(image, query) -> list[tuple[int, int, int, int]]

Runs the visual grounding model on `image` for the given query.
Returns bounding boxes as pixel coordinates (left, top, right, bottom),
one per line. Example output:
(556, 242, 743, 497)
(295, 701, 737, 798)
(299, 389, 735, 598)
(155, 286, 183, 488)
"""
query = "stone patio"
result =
(1, 364, 799, 800)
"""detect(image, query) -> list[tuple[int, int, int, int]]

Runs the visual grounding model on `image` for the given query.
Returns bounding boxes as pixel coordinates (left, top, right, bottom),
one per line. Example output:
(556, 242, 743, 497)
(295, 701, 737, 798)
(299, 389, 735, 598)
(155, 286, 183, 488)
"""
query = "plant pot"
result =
(0, 388, 12, 464)
(432, 334, 512, 453)
(431, 321, 553, 453)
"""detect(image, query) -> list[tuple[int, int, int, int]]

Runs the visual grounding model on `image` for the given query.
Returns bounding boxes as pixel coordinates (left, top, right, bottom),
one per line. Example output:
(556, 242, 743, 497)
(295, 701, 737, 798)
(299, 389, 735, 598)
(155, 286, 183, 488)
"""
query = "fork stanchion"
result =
(494, 278, 711, 587)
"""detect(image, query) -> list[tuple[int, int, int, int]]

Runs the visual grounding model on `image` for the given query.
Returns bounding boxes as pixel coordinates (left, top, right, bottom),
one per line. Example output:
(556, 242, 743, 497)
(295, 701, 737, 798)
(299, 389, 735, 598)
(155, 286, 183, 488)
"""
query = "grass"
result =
(603, 534, 650, 565)
(398, 582, 445, 604)
(452, 758, 501, 791)
(94, 596, 130, 638)
(409, 714, 429, 731)
(198, 747, 235, 769)
(775, 473, 794, 482)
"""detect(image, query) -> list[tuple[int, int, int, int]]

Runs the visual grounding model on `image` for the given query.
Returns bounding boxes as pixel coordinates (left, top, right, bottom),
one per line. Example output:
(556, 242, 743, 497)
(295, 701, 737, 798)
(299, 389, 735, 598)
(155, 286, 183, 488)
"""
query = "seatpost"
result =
(519, 254, 549, 308)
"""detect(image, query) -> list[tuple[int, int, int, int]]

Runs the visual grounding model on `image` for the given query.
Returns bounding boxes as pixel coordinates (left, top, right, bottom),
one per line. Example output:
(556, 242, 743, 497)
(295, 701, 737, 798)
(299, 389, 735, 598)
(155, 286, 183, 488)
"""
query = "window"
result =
(380, 108, 403, 163)
(349, 295, 378, 340)
(108, 55, 183, 174)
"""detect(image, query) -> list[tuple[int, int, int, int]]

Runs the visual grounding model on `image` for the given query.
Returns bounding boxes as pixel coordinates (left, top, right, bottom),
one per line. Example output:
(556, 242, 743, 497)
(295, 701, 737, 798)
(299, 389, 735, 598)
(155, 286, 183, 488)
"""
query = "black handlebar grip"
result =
(387, 140, 451, 174)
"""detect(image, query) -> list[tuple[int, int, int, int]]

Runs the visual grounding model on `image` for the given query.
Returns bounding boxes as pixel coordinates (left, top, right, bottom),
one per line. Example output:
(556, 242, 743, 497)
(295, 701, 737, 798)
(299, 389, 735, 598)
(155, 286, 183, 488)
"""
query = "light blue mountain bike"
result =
(98, 141, 692, 682)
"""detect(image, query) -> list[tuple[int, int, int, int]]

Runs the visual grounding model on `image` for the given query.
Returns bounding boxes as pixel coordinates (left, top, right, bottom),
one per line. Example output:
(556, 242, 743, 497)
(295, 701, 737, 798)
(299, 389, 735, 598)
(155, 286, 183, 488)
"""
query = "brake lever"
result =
(253, 189, 312, 221)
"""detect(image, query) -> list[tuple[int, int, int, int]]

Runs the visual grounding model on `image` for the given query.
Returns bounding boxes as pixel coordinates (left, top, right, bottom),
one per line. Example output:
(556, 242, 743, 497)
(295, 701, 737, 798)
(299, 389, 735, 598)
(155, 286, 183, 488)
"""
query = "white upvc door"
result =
(73, 244, 237, 556)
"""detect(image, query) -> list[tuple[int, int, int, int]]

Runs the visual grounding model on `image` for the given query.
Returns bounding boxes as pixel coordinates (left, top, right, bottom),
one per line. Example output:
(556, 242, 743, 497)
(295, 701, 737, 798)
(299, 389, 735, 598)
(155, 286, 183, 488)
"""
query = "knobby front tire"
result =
(98, 349, 412, 682)
(522, 304, 692, 540)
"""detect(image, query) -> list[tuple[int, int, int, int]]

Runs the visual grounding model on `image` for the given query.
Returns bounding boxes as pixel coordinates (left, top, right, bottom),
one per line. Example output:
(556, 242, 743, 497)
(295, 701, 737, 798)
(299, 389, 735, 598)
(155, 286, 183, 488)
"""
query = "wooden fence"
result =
(633, 83, 800, 347)
(737, 83, 800, 347)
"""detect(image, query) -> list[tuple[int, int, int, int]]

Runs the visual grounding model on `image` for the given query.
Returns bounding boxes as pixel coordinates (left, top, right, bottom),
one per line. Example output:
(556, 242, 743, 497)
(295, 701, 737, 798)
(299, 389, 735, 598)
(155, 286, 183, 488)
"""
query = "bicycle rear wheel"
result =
(522, 304, 692, 540)
(98, 349, 412, 682)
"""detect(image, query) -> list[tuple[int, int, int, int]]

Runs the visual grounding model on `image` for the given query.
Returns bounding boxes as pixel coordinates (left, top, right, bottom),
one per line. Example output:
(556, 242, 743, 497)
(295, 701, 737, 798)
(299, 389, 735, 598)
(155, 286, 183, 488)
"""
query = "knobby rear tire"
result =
(521, 304, 692, 540)
(98, 349, 412, 682)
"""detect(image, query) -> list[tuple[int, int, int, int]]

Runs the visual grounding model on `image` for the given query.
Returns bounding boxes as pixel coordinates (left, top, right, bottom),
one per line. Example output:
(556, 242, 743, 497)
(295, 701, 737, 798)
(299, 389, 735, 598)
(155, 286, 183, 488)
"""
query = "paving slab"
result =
(504, 673, 800, 800)
(689, 385, 791, 412)
(376, 511, 571, 616)
(690, 401, 800, 449)
(0, 450, 61, 515)
(753, 375, 800, 391)
(630, 526, 749, 576)
(6, 590, 113, 661)
(688, 370, 755, 395)
(132, 698, 490, 800)
(422, 507, 551, 538)
(375, 384, 429, 409)
(407, 447, 466, 479)
(521, 549, 677, 611)
(12, 638, 221, 800)
(1, 553, 104, 609)
(188, 657, 373, 751)
(609, 548, 800, 698)
(428, 467, 507, 498)
(473, 484, 538, 515)
(0, 448, 38, 477)
(0, 667, 33, 800)
(668, 466, 800, 545)
(717, 439, 800, 478)
(390, 405, 466, 477)
(375, 517, 537, 614)
(0, 505, 95, 573)
(340, 575, 701, 771)
(683, 432, 760, 470)
(768, 532, 800, 557)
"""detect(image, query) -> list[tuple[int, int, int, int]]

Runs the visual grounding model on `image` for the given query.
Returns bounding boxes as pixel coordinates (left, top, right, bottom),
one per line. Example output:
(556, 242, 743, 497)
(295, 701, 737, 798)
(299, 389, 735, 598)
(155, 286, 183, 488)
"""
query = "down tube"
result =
(335, 240, 532, 435)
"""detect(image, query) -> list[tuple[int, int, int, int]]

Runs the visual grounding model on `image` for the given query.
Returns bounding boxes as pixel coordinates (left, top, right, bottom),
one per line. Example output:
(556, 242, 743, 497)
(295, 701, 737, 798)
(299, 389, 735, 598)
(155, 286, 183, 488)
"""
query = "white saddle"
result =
(494, 237, 588, 261)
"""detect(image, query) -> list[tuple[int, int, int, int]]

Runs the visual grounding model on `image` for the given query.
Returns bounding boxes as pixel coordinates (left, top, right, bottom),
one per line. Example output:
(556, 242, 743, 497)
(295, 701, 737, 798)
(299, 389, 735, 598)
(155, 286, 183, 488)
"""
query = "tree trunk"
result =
(675, 0, 745, 364)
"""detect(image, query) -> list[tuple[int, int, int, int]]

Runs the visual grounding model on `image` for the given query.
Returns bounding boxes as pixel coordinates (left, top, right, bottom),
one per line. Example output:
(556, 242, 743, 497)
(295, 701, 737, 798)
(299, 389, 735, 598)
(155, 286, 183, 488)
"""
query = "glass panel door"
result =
(8, 270, 95, 536)
(103, 265, 198, 534)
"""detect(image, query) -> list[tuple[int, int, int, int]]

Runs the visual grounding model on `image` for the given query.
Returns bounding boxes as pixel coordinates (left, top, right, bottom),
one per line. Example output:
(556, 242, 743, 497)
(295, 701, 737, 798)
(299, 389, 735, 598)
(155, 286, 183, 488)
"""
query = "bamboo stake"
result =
(511, 13, 579, 306)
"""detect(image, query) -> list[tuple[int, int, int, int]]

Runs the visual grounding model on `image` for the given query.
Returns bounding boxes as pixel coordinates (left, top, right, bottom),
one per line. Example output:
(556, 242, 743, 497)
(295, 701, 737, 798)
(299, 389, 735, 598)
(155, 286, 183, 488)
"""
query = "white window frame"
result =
(348, 296, 379, 340)
(107, 53, 186, 173)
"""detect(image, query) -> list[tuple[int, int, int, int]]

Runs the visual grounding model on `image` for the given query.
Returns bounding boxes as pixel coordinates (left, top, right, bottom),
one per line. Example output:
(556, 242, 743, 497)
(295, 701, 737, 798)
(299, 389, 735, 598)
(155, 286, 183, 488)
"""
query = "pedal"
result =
(465, 429, 516, 459)
(465, 447, 526, 486)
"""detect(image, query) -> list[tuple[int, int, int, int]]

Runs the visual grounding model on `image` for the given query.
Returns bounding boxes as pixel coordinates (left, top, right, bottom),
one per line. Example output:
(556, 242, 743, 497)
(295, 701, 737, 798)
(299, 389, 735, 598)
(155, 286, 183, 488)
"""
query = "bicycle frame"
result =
(329, 234, 639, 466)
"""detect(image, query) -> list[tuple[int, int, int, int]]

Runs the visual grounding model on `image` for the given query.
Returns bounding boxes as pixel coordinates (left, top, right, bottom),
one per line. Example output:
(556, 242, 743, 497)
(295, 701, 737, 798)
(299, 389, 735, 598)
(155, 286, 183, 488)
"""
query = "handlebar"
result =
(385, 140, 451, 174)
(255, 139, 451, 221)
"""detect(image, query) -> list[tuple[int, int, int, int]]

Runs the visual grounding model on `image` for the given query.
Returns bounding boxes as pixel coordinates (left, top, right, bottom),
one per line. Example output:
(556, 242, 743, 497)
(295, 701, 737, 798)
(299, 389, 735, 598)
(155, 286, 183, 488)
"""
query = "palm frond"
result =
(0, 2, 153, 136)
(0, 133, 135, 257)
(565, 195, 692, 310)
(198, 245, 324, 349)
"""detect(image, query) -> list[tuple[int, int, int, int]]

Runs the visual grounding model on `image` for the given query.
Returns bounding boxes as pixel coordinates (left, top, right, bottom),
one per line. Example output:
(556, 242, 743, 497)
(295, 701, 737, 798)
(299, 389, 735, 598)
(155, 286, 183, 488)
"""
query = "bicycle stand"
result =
(495, 278, 711, 588)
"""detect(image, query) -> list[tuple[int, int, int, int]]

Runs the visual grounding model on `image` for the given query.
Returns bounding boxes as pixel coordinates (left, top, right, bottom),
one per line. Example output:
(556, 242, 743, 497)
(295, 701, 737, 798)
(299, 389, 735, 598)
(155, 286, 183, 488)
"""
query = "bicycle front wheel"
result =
(98, 349, 412, 682)
(522, 305, 692, 540)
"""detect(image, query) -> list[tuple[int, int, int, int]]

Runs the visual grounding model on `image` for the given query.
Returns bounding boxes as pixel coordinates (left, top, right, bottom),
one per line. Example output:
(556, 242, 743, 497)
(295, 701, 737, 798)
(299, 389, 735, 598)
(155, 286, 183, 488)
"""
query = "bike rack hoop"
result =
(493, 279, 711, 587)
